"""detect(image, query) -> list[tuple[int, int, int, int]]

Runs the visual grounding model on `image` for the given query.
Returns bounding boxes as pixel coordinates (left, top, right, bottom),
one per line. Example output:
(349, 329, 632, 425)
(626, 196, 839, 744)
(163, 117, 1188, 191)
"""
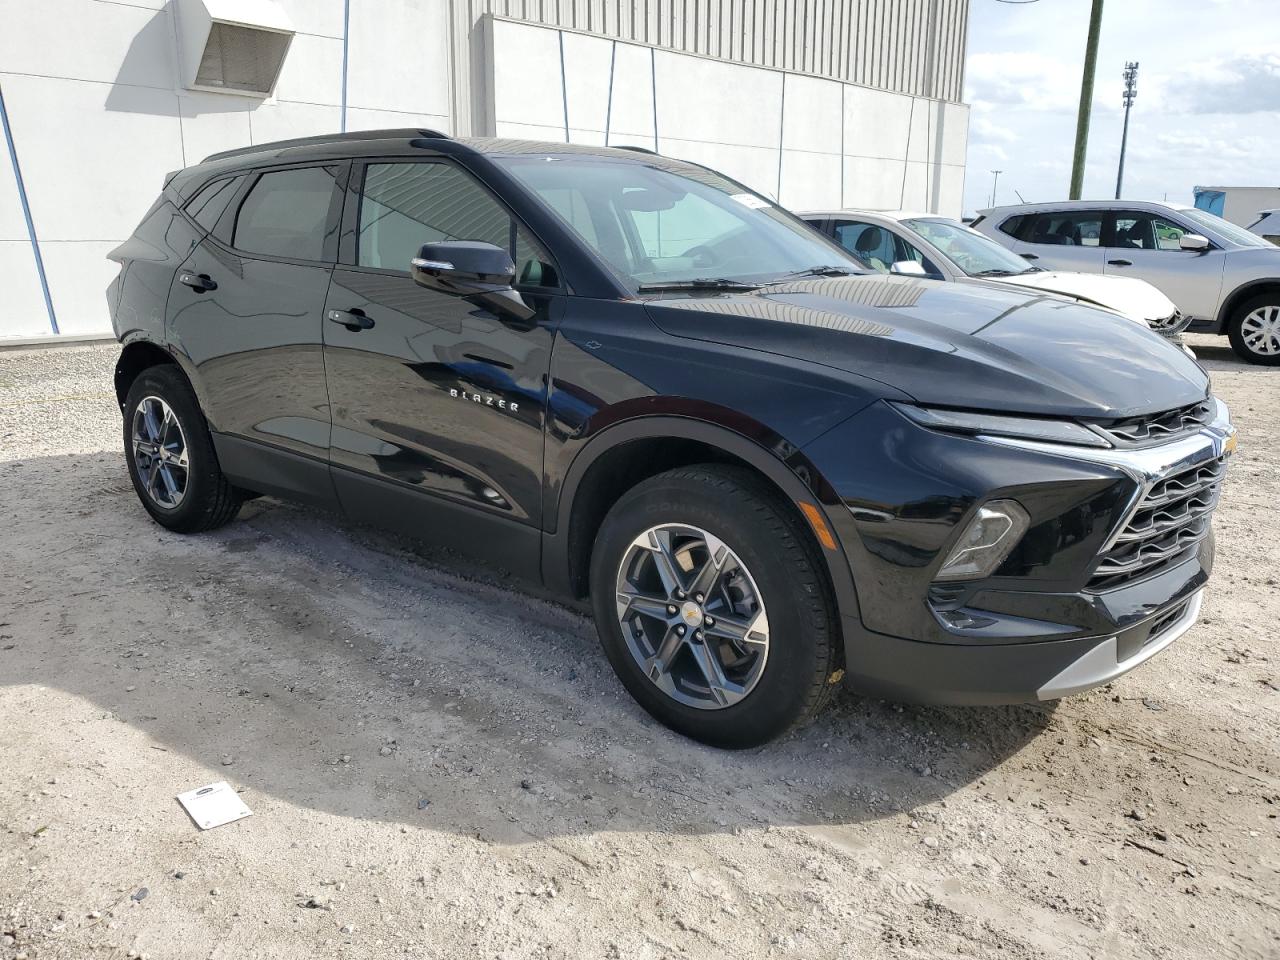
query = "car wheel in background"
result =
(1228, 294, 1280, 366)
(589, 465, 840, 748)
(122, 365, 243, 532)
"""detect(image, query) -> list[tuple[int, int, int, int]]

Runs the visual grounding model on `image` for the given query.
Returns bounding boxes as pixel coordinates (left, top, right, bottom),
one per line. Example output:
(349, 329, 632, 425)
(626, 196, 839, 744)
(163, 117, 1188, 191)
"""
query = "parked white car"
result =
(801, 209, 1190, 341)
(972, 200, 1280, 364)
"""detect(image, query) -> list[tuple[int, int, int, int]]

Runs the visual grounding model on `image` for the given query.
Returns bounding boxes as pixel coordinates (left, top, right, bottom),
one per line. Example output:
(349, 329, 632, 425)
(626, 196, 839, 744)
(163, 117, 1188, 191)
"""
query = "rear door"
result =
(321, 157, 562, 573)
(1102, 210, 1226, 321)
(1014, 210, 1106, 272)
(166, 162, 347, 507)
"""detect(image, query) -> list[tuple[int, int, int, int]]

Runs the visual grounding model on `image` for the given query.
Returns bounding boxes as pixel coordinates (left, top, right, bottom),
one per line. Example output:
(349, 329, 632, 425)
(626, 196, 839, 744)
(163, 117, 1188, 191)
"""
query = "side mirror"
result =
(411, 241, 535, 322)
(890, 260, 928, 276)
(1179, 233, 1211, 252)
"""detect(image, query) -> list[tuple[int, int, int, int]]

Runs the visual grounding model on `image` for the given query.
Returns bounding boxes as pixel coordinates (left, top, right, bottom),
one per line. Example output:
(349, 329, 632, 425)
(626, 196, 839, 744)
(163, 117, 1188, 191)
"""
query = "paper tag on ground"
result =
(177, 781, 253, 830)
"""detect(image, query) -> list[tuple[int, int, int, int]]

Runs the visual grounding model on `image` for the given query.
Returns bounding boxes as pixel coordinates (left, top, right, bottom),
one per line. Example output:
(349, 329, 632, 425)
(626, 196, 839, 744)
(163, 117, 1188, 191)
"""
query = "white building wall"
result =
(0, 0, 968, 339)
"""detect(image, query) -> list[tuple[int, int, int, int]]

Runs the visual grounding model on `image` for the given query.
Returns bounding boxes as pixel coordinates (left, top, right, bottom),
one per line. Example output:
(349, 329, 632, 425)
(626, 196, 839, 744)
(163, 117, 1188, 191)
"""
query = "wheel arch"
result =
(542, 416, 861, 628)
(114, 338, 178, 410)
(1217, 278, 1280, 331)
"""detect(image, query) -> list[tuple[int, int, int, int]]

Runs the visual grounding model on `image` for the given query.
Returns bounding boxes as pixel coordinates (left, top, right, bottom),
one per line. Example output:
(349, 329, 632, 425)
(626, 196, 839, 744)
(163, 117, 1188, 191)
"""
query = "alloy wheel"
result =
(1240, 305, 1280, 357)
(614, 524, 770, 710)
(131, 396, 189, 508)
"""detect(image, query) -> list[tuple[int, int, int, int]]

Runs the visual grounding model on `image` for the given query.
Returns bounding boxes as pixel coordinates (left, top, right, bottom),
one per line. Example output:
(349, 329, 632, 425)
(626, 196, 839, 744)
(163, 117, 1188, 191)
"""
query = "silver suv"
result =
(973, 200, 1280, 364)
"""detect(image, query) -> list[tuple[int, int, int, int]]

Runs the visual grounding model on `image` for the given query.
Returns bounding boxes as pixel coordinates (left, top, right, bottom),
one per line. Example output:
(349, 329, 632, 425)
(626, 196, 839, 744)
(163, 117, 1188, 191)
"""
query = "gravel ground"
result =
(0, 335, 1277, 960)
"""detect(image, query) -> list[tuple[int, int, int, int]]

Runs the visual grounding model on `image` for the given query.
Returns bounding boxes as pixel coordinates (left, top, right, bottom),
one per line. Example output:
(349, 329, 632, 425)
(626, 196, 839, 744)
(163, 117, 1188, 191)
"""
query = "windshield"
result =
(902, 217, 1036, 276)
(494, 154, 868, 289)
(1178, 207, 1275, 249)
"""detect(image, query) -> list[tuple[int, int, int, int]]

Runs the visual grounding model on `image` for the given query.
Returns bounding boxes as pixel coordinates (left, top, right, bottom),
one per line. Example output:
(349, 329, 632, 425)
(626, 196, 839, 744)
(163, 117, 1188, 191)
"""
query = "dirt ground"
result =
(0, 335, 1276, 960)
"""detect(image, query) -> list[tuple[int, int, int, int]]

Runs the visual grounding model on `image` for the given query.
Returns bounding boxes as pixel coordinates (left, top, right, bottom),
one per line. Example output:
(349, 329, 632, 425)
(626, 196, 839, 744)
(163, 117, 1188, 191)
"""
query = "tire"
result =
(122, 365, 243, 532)
(1227, 294, 1280, 365)
(588, 464, 840, 748)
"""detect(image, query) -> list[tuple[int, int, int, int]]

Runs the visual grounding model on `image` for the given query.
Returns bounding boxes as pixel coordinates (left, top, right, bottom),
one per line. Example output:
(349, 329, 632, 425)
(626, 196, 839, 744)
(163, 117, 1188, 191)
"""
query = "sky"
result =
(961, 0, 1280, 216)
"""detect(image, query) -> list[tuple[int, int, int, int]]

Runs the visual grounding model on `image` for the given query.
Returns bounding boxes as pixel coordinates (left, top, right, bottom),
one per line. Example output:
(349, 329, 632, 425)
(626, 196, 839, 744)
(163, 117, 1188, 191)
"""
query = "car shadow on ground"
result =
(1, 449, 1056, 844)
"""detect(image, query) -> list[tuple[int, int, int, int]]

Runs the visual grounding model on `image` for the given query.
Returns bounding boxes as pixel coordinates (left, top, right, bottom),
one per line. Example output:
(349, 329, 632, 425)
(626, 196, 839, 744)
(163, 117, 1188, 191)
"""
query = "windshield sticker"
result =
(730, 193, 771, 209)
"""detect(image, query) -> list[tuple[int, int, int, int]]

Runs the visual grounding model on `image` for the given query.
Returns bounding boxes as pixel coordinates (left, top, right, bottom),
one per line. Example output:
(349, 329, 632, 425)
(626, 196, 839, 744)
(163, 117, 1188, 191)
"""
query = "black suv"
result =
(108, 130, 1235, 748)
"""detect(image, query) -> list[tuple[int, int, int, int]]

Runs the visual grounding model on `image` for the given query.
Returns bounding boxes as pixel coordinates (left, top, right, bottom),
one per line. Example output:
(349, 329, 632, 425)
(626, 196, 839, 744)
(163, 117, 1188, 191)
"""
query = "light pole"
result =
(1115, 61, 1138, 199)
(990, 170, 1002, 208)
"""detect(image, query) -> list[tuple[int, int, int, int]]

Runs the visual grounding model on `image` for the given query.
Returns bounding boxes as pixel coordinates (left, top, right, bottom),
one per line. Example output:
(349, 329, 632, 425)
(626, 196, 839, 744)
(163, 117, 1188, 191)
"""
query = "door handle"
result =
(178, 272, 217, 292)
(327, 308, 374, 332)
(1107, 258, 1132, 266)
(1020, 253, 1039, 261)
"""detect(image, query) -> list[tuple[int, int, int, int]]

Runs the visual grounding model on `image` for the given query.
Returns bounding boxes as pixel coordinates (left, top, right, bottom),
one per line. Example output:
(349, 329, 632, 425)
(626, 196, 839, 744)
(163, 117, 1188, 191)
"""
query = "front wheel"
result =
(122, 365, 243, 532)
(588, 465, 840, 748)
(1228, 295, 1280, 365)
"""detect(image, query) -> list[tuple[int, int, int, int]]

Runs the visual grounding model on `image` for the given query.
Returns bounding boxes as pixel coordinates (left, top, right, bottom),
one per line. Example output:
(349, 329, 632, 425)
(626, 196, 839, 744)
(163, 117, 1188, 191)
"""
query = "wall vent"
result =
(178, 0, 295, 98)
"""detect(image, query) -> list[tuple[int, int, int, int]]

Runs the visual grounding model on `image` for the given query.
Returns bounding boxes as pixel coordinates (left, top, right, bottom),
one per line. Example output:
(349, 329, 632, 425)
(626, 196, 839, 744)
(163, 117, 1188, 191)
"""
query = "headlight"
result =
(935, 500, 1031, 581)
(890, 402, 1111, 448)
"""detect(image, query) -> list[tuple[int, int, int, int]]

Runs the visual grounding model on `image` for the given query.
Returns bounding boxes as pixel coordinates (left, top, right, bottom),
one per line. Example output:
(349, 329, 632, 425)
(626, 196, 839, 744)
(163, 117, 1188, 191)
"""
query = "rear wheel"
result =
(588, 465, 839, 748)
(122, 366, 243, 532)
(1228, 294, 1280, 365)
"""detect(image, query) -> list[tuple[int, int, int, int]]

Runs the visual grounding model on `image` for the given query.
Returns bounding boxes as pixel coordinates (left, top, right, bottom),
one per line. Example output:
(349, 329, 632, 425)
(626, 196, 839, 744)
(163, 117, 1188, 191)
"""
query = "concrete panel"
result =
(41, 241, 118, 336)
(653, 51, 782, 149)
(904, 98, 934, 164)
(249, 100, 342, 146)
(843, 85, 912, 160)
(779, 150, 842, 212)
(490, 19, 564, 131)
(899, 160, 932, 211)
(1, 75, 183, 243)
(659, 139, 779, 202)
(0, 0, 174, 89)
(344, 108, 452, 135)
(568, 127, 608, 147)
(843, 155, 908, 211)
(347, 0, 451, 116)
(604, 42, 657, 142)
(0, 241, 53, 338)
(273, 33, 343, 107)
(781, 74, 842, 155)
(939, 101, 970, 167)
(0, 128, 30, 242)
(562, 31, 616, 134)
(179, 93, 254, 166)
(273, 0, 346, 39)
(493, 120, 566, 143)
(934, 164, 966, 219)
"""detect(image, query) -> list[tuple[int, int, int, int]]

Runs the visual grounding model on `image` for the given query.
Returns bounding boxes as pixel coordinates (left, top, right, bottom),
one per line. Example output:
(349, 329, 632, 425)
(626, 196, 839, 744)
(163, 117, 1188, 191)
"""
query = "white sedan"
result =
(801, 208, 1190, 342)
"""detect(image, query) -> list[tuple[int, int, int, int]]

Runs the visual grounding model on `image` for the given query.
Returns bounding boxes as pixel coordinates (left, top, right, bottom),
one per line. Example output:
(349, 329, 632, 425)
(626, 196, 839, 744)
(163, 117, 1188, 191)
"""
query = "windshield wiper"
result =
(971, 269, 1017, 277)
(771, 265, 858, 281)
(637, 278, 762, 292)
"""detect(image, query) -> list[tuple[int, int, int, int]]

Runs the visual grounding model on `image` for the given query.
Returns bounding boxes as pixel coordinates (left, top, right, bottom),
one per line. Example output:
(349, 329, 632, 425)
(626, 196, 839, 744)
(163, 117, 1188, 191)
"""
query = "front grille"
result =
(1089, 456, 1227, 589)
(1097, 399, 1214, 446)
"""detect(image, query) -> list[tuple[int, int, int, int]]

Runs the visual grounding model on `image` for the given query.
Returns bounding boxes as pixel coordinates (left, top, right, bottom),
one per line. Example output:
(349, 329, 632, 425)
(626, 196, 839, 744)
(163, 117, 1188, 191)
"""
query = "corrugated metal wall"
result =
(455, 0, 968, 102)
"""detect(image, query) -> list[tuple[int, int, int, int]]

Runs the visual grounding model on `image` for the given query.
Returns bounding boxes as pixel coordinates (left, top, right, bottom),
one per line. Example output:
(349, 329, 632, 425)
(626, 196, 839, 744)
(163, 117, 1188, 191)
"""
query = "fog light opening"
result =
(935, 499, 1030, 582)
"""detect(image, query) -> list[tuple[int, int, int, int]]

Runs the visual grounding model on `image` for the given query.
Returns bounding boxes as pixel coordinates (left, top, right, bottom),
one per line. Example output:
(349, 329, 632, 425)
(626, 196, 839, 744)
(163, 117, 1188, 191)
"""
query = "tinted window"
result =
(233, 166, 339, 260)
(1026, 212, 1103, 247)
(831, 220, 939, 275)
(186, 176, 242, 233)
(997, 214, 1027, 239)
(1112, 212, 1187, 251)
(358, 162, 556, 287)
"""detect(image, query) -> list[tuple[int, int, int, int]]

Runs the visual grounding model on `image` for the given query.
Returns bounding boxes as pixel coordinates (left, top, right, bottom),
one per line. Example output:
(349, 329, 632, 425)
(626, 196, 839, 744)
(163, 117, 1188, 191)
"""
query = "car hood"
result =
(983, 271, 1179, 323)
(643, 275, 1208, 419)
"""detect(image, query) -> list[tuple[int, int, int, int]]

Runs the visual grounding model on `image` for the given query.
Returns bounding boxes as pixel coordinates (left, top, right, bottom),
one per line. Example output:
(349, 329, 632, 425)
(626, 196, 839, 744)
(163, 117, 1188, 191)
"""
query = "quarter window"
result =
(233, 166, 339, 261)
(186, 176, 242, 233)
(358, 162, 557, 287)
(1026, 212, 1103, 247)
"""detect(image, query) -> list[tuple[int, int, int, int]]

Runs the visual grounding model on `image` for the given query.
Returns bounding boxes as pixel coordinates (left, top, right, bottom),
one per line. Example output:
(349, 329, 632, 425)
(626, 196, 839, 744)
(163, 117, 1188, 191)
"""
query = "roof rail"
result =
(202, 128, 451, 164)
(612, 144, 659, 156)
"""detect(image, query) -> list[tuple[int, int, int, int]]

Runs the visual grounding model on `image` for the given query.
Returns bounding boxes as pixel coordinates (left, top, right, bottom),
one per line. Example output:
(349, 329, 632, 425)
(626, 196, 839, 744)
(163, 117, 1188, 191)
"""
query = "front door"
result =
(322, 158, 562, 572)
(166, 162, 346, 507)
(1102, 210, 1226, 322)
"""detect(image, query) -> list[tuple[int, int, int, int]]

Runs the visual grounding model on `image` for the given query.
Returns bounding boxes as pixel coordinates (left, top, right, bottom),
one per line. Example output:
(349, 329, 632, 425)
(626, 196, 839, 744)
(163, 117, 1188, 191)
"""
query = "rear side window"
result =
(233, 166, 340, 261)
(186, 176, 242, 232)
(1026, 212, 1103, 247)
(357, 161, 557, 287)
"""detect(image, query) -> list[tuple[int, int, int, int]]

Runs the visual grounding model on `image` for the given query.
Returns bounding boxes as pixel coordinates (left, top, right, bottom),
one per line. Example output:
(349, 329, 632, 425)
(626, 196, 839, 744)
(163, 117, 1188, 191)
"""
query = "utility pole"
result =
(1115, 61, 1138, 199)
(990, 170, 1002, 208)
(1069, 0, 1105, 200)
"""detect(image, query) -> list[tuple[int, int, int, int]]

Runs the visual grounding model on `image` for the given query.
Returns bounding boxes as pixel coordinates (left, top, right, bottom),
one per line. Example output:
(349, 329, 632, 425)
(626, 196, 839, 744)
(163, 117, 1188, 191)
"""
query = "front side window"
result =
(494, 154, 866, 289)
(1027, 212, 1103, 247)
(1112, 212, 1188, 251)
(357, 161, 557, 286)
(832, 220, 940, 276)
(904, 217, 1037, 277)
(233, 166, 339, 261)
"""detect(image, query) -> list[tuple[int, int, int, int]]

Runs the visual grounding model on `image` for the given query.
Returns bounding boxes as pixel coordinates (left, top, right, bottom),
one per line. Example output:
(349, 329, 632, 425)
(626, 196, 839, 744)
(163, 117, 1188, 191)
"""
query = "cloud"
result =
(1163, 52, 1280, 114)
(965, 52, 1083, 113)
(971, 115, 1019, 143)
